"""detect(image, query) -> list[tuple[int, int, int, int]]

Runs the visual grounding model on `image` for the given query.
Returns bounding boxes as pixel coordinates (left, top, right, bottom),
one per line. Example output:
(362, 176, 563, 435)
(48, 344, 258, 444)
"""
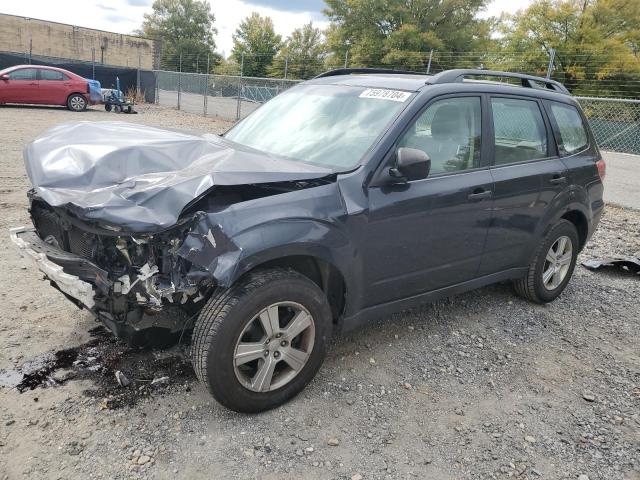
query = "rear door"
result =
(479, 95, 569, 275)
(39, 69, 71, 105)
(1, 68, 39, 103)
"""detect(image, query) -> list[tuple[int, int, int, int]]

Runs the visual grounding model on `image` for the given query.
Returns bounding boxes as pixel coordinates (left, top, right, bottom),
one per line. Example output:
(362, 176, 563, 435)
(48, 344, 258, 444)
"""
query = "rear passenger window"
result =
(549, 102, 588, 155)
(40, 70, 65, 81)
(491, 98, 547, 165)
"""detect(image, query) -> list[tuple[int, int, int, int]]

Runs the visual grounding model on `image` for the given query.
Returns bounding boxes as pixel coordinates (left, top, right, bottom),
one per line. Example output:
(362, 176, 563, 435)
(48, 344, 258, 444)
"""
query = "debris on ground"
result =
(582, 256, 640, 275)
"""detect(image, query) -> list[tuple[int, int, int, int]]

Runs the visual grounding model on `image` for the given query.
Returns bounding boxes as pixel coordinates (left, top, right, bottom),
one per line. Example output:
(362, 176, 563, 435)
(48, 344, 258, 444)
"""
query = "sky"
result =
(0, 0, 533, 56)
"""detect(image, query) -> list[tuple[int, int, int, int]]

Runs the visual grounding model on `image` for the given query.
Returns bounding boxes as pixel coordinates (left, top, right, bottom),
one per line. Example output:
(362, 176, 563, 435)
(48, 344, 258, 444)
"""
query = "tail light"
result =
(86, 82, 90, 94)
(596, 158, 606, 181)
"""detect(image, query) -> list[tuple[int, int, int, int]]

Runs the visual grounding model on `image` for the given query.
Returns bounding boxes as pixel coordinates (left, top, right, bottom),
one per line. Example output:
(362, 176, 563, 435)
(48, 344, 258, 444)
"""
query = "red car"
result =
(0, 65, 91, 111)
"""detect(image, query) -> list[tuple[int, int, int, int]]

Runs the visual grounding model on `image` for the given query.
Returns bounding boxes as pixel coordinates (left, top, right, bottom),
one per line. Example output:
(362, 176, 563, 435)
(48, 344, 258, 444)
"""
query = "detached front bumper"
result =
(10, 227, 111, 309)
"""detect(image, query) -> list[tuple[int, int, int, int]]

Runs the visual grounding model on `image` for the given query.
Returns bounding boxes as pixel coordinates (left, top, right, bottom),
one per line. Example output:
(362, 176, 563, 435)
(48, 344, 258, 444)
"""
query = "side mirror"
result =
(389, 147, 431, 182)
(0, 74, 9, 81)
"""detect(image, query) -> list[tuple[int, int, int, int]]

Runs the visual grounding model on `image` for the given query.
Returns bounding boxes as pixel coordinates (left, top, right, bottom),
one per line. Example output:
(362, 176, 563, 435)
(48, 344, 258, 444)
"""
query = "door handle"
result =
(64, 83, 72, 86)
(467, 188, 492, 201)
(29, 82, 37, 86)
(549, 175, 567, 185)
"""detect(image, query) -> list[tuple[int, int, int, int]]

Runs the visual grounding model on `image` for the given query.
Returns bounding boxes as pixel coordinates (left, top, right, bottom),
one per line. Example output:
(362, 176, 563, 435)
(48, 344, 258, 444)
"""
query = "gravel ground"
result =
(0, 104, 639, 480)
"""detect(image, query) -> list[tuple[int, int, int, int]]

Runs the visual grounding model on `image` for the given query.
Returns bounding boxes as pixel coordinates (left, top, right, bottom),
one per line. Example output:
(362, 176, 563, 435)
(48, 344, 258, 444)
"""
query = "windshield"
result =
(224, 84, 413, 170)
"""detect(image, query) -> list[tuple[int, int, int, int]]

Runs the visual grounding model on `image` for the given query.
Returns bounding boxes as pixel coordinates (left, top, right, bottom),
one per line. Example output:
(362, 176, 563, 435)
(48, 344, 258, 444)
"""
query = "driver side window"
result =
(398, 97, 482, 175)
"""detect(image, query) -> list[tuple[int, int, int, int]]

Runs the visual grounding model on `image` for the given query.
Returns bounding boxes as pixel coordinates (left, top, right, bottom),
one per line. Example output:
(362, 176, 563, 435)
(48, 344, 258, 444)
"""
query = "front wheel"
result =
(514, 219, 579, 303)
(67, 94, 87, 112)
(191, 268, 332, 413)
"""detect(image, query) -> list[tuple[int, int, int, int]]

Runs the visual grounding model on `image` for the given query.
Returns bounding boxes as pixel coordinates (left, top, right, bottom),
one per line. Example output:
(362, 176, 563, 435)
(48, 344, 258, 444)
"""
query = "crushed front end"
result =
(11, 194, 214, 340)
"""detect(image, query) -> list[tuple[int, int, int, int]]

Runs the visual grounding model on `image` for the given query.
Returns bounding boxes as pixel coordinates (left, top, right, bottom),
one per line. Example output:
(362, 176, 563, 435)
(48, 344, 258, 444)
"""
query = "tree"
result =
(138, 0, 219, 72)
(323, 0, 492, 70)
(496, 0, 640, 96)
(231, 13, 282, 77)
(268, 23, 328, 79)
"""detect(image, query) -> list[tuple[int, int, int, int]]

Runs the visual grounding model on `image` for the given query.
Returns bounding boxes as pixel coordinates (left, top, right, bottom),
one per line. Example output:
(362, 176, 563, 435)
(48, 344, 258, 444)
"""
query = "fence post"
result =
(344, 50, 349, 68)
(137, 54, 141, 97)
(177, 53, 182, 110)
(284, 55, 289, 79)
(91, 48, 95, 79)
(426, 49, 433, 74)
(29, 38, 32, 64)
(546, 48, 556, 79)
(203, 54, 209, 116)
(236, 53, 244, 121)
(155, 71, 159, 105)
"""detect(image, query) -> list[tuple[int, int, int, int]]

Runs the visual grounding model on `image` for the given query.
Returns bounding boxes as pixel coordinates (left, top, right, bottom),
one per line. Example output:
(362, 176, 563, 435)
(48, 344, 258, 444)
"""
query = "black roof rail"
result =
(314, 67, 426, 79)
(428, 69, 569, 94)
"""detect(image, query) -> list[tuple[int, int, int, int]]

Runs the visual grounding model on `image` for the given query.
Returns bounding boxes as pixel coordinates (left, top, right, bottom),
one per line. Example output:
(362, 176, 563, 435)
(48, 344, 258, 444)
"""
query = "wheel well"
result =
(561, 210, 588, 250)
(257, 255, 346, 323)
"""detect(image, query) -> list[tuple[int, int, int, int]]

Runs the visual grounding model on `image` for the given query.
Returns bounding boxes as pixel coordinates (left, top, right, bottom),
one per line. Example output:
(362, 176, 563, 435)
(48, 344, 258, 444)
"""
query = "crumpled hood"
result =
(25, 122, 332, 232)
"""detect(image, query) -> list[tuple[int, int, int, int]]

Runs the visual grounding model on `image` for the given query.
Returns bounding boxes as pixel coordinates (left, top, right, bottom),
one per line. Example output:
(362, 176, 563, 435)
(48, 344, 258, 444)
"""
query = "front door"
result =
(2, 68, 39, 103)
(363, 95, 494, 307)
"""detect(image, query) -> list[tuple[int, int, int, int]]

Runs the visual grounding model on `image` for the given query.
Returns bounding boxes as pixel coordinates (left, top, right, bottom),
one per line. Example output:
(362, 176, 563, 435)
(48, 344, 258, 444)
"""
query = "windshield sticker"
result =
(359, 88, 411, 102)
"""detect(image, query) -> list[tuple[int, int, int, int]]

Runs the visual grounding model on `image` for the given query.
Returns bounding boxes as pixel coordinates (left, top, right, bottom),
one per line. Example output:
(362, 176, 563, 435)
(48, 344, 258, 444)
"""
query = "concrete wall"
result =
(0, 14, 158, 69)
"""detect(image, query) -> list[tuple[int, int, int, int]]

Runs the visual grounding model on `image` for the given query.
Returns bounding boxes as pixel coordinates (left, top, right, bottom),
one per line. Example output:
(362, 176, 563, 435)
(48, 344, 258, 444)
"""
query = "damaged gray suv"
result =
(11, 69, 605, 412)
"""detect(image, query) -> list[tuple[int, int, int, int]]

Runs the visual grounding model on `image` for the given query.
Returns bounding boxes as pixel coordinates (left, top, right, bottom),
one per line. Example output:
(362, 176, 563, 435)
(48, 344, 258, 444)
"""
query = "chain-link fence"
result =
(153, 69, 300, 120)
(576, 97, 640, 155)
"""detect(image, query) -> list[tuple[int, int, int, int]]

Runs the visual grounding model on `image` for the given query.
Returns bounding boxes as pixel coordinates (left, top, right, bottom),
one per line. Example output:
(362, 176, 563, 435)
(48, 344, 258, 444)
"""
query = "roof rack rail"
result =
(428, 69, 569, 94)
(314, 67, 425, 79)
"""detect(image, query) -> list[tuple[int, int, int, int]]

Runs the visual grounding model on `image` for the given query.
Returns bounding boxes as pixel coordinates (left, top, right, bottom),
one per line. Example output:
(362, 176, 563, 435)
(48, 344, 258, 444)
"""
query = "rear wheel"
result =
(67, 94, 87, 112)
(191, 268, 332, 413)
(514, 219, 579, 303)
(105, 103, 112, 112)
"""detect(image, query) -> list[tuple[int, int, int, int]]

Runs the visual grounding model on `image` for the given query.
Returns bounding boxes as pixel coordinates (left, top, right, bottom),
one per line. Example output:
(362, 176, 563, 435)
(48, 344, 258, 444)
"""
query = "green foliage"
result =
(323, 0, 492, 70)
(138, 0, 218, 72)
(268, 23, 328, 79)
(232, 13, 282, 77)
(496, 0, 640, 96)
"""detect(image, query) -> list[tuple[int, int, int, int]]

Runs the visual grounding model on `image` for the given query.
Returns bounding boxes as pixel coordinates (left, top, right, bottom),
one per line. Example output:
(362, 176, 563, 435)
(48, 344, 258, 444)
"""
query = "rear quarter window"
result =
(549, 102, 589, 155)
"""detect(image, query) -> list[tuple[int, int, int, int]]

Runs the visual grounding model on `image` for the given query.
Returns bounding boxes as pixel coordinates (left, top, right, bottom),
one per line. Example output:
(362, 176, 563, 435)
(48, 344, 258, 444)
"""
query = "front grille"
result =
(31, 203, 65, 248)
(68, 227, 96, 258)
(31, 202, 96, 259)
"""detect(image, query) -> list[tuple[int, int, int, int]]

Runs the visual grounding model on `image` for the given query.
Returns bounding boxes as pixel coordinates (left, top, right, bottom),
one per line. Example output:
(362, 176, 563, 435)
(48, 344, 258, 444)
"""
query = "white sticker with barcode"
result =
(359, 88, 411, 102)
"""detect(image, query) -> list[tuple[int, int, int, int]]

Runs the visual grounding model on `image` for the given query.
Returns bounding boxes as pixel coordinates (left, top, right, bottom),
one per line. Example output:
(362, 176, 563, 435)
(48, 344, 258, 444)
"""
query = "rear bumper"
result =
(10, 226, 111, 309)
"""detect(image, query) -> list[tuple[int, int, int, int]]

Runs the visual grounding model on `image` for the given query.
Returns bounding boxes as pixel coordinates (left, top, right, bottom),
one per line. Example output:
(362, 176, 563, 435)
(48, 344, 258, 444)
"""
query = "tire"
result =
(192, 268, 332, 413)
(125, 105, 132, 114)
(105, 103, 112, 112)
(114, 105, 122, 113)
(67, 94, 87, 112)
(514, 219, 579, 303)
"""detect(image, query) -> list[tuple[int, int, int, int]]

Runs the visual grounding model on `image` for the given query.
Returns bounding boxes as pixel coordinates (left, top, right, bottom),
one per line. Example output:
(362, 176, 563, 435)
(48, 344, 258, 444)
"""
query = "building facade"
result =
(0, 14, 158, 69)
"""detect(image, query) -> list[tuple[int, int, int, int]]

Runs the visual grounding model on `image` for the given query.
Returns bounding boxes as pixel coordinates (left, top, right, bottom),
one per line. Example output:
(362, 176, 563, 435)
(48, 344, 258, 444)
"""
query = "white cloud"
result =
(481, 0, 533, 18)
(211, 0, 328, 57)
(0, 0, 147, 35)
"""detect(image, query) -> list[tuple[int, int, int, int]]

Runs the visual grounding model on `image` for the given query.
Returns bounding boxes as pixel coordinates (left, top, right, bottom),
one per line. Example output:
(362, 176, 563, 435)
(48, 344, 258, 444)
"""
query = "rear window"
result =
(40, 69, 66, 81)
(549, 102, 589, 155)
(8, 68, 37, 80)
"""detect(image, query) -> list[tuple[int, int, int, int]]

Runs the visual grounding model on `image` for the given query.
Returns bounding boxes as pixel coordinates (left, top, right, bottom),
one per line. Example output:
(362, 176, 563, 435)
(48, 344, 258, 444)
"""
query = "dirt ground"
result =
(0, 104, 638, 480)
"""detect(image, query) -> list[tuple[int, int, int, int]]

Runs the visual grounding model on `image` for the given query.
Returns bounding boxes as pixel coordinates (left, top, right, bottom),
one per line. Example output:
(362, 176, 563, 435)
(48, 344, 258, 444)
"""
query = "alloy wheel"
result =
(542, 235, 573, 290)
(233, 302, 315, 392)
(70, 96, 86, 111)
